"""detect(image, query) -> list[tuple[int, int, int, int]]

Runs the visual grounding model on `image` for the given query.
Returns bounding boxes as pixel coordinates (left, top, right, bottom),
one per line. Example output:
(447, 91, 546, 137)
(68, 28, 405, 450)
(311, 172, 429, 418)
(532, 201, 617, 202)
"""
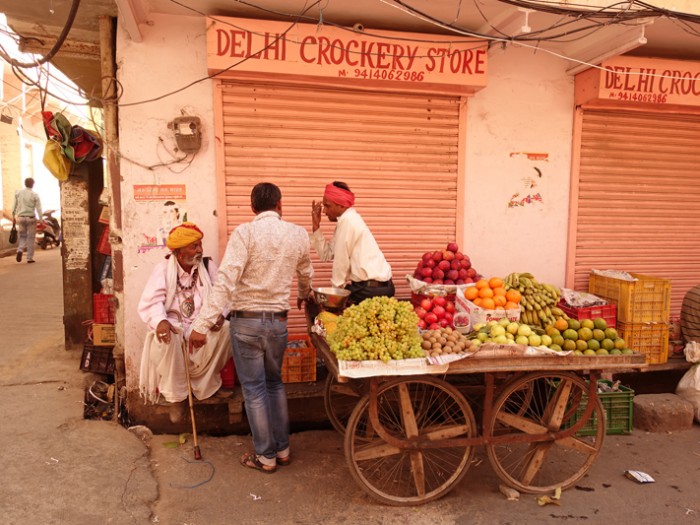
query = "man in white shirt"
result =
(137, 223, 231, 405)
(310, 181, 394, 304)
(12, 178, 44, 263)
(190, 182, 313, 474)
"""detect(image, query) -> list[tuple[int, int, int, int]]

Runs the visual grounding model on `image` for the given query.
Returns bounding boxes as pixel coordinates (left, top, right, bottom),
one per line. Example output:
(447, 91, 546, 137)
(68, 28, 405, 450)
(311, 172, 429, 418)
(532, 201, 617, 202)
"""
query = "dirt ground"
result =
(2, 249, 700, 525)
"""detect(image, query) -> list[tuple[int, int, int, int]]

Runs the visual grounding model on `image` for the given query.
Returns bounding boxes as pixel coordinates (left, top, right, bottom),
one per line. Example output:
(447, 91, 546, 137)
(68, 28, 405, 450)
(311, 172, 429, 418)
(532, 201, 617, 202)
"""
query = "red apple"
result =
(444, 279, 455, 285)
(460, 258, 471, 270)
(423, 277, 433, 283)
(414, 306, 427, 319)
(447, 242, 459, 253)
(420, 267, 433, 278)
(467, 268, 477, 278)
(446, 269, 459, 281)
(420, 298, 433, 311)
(432, 250, 443, 262)
(438, 260, 451, 271)
(432, 305, 446, 319)
(455, 252, 464, 261)
(432, 268, 445, 280)
(458, 268, 469, 280)
(433, 296, 447, 307)
(424, 258, 437, 269)
(422, 251, 433, 261)
(455, 279, 465, 284)
(464, 277, 474, 283)
(425, 312, 438, 325)
(442, 250, 455, 261)
(451, 260, 461, 271)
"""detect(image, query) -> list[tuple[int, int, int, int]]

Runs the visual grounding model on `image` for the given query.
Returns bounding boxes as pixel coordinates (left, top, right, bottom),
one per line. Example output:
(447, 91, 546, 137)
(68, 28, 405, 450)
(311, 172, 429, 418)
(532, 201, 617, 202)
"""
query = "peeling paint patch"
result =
(509, 152, 549, 161)
(508, 192, 543, 208)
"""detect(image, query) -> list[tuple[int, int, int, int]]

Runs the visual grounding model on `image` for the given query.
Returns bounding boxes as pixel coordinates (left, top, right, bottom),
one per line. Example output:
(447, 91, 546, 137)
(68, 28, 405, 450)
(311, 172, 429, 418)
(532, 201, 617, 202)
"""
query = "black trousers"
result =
(345, 279, 395, 305)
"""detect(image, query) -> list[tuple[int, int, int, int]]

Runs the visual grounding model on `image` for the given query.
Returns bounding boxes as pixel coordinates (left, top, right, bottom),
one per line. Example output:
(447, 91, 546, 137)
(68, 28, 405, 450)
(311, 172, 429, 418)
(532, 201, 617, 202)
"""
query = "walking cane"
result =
(167, 309, 202, 460)
(181, 338, 202, 460)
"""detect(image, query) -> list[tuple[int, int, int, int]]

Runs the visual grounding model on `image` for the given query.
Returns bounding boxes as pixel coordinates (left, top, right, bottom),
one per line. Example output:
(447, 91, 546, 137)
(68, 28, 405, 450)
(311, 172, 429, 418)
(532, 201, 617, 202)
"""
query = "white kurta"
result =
(310, 207, 392, 288)
(138, 256, 231, 403)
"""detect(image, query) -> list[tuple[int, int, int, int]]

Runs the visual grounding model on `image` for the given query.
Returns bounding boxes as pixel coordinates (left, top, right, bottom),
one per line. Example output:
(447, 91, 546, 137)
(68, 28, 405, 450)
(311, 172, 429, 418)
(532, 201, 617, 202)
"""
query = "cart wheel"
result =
(485, 372, 605, 494)
(324, 374, 364, 435)
(344, 377, 477, 506)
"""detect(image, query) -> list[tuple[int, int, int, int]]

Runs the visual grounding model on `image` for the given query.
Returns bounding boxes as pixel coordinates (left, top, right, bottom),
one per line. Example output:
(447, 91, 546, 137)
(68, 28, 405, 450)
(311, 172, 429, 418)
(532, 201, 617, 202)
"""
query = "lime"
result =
(593, 318, 608, 330)
(592, 329, 606, 341)
(552, 335, 565, 347)
(580, 319, 595, 330)
(576, 340, 588, 351)
(563, 339, 577, 351)
(596, 348, 609, 355)
(614, 338, 626, 349)
(604, 328, 618, 340)
(601, 338, 615, 351)
(563, 329, 579, 341)
(587, 339, 601, 351)
(583, 349, 597, 356)
(568, 319, 581, 331)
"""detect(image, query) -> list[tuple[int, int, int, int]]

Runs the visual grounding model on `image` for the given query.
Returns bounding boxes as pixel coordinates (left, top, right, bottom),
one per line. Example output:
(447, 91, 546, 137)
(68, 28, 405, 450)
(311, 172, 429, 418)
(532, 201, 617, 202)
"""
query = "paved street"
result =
(1, 248, 699, 525)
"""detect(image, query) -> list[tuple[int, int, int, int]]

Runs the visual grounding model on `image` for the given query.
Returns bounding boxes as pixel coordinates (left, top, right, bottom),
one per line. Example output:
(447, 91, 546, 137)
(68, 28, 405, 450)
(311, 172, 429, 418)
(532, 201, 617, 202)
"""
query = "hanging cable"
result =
(0, 0, 82, 68)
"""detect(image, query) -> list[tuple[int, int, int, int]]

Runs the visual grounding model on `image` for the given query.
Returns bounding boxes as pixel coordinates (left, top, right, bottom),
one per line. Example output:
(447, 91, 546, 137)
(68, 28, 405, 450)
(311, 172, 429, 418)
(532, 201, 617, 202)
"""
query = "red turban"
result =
(166, 222, 203, 250)
(324, 184, 355, 207)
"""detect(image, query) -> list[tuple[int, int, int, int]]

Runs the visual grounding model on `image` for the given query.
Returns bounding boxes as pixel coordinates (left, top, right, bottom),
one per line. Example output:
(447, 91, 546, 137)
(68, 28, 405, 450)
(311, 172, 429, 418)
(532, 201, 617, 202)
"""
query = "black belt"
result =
(353, 279, 392, 288)
(228, 310, 288, 320)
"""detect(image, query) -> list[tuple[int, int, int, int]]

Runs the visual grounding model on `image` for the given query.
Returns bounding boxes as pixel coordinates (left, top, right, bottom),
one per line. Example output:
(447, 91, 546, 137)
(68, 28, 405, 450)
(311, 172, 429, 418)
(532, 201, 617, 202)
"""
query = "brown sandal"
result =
(276, 455, 291, 466)
(240, 451, 276, 474)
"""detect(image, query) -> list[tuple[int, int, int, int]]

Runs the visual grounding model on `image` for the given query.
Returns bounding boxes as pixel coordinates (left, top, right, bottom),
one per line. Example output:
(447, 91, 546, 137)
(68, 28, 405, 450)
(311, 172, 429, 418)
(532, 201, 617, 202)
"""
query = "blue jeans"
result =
(229, 317, 289, 461)
(16, 216, 36, 261)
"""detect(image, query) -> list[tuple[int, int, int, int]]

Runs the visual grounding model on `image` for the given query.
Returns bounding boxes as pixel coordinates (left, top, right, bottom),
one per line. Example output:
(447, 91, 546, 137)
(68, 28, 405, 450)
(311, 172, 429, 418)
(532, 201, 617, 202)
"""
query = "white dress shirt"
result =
(310, 207, 392, 288)
(192, 211, 313, 332)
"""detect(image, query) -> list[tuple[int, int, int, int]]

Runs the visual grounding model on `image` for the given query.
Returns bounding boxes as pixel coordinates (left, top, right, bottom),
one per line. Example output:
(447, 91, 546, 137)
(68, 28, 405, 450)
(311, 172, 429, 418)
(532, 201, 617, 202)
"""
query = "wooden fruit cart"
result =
(307, 307, 647, 506)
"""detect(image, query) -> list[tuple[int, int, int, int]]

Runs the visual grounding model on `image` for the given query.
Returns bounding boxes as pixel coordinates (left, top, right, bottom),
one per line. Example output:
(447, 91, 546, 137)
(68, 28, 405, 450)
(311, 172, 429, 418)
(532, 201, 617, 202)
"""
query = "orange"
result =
(478, 287, 494, 299)
(465, 286, 479, 301)
(488, 277, 504, 289)
(492, 286, 507, 297)
(505, 301, 519, 310)
(475, 278, 489, 289)
(506, 289, 522, 303)
(473, 297, 484, 307)
(493, 295, 507, 307)
(480, 297, 496, 310)
(495, 306, 505, 311)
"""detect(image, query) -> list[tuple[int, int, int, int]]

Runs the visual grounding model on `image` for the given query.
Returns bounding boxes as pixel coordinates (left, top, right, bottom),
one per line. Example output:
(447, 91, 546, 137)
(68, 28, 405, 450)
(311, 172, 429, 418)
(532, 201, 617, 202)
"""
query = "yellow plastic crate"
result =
(617, 321, 669, 365)
(588, 273, 671, 323)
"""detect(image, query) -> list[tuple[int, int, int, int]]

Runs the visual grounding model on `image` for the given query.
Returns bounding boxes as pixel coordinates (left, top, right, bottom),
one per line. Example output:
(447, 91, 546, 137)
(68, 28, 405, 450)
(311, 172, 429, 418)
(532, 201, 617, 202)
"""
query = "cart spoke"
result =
(520, 443, 553, 485)
(354, 441, 402, 461)
(543, 378, 572, 430)
(409, 451, 426, 497)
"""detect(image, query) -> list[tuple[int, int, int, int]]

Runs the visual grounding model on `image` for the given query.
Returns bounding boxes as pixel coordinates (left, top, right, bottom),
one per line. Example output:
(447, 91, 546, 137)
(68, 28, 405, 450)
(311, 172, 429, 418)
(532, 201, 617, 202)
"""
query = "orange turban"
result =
(166, 222, 203, 250)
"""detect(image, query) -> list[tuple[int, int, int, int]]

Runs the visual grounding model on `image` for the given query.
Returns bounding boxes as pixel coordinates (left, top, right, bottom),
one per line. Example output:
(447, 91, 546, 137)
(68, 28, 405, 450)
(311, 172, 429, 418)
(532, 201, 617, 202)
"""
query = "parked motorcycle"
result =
(37, 210, 61, 250)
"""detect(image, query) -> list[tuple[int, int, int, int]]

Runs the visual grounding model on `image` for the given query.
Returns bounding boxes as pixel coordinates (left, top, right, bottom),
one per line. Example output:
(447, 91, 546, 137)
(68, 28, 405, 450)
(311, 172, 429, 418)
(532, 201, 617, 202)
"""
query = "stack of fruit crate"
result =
(588, 273, 671, 364)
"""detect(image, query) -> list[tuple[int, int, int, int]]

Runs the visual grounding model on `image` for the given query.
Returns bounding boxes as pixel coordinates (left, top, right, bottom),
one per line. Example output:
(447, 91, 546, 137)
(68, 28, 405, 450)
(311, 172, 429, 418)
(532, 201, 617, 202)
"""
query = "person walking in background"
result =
(310, 181, 394, 304)
(137, 223, 231, 405)
(190, 182, 313, 474)
(12, 177, 43, 263)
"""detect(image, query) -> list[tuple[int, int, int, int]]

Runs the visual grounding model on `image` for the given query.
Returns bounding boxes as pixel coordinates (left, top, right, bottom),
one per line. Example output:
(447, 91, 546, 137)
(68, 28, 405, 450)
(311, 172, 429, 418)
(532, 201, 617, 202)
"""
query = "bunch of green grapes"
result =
(327, 296, 424, 362)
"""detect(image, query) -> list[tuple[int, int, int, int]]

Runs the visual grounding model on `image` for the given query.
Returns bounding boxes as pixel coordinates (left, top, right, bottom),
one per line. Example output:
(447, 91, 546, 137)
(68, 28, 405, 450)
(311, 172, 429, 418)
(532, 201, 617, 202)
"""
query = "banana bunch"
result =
(504, 272, 568, 328)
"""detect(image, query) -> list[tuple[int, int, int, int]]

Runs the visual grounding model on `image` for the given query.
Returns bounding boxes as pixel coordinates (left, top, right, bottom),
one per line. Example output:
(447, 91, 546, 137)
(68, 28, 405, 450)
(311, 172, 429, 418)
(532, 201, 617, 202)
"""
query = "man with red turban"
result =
(137, 222, 231, 411)
(311, 181, 394, 303)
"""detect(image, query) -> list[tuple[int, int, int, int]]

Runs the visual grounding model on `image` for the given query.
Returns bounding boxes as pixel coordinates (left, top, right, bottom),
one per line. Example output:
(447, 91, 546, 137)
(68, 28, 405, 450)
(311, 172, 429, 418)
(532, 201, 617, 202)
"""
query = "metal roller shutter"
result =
(569, 108, 700, 318)
(217, 80, 463, 335)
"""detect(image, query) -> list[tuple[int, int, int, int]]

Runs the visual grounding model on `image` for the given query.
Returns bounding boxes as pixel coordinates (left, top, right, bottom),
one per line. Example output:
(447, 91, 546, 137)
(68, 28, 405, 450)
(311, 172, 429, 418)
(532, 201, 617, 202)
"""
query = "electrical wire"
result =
(0, 0, 81, 68)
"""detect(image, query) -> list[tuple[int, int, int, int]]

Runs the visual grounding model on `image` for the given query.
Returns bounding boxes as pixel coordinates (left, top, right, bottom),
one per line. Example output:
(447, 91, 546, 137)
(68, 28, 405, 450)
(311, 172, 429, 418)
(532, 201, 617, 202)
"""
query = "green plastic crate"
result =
(569, 380, 634, 436)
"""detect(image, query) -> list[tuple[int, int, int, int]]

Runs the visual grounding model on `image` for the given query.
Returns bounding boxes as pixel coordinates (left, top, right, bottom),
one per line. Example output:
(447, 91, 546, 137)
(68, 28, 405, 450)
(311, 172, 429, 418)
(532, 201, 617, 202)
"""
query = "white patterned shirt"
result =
(192, 211, 313, 332)
(310, 207, 392, 288)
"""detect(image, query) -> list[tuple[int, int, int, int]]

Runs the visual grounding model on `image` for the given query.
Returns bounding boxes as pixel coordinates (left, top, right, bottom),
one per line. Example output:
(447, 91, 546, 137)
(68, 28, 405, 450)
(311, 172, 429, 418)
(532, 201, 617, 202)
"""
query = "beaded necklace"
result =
(177, 267, 199, 318)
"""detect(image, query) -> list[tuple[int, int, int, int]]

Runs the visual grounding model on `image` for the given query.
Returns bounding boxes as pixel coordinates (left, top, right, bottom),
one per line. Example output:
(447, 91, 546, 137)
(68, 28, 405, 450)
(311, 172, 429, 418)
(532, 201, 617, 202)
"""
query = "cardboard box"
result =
(455, 287, 521, 326)
(92, 324, 116, 347)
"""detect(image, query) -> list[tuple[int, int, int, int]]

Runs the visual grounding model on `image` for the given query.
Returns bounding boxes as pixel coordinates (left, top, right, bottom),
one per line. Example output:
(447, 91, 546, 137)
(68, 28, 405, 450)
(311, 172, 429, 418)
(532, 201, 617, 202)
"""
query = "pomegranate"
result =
(432, 305, 446, 319)
(414, 306, 428, 319)
(417, 319, 427, 330)
(432, 296, 447, 307)
(420, 298, 433, 311)
(425, 312, 438, 325)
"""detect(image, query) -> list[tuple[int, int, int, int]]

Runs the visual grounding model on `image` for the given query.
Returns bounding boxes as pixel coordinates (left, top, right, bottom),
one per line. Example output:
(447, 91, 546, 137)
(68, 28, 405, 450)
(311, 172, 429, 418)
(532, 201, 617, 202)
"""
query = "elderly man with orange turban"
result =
(138, 222, 231, 406)
(311, 181, 394, 304)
